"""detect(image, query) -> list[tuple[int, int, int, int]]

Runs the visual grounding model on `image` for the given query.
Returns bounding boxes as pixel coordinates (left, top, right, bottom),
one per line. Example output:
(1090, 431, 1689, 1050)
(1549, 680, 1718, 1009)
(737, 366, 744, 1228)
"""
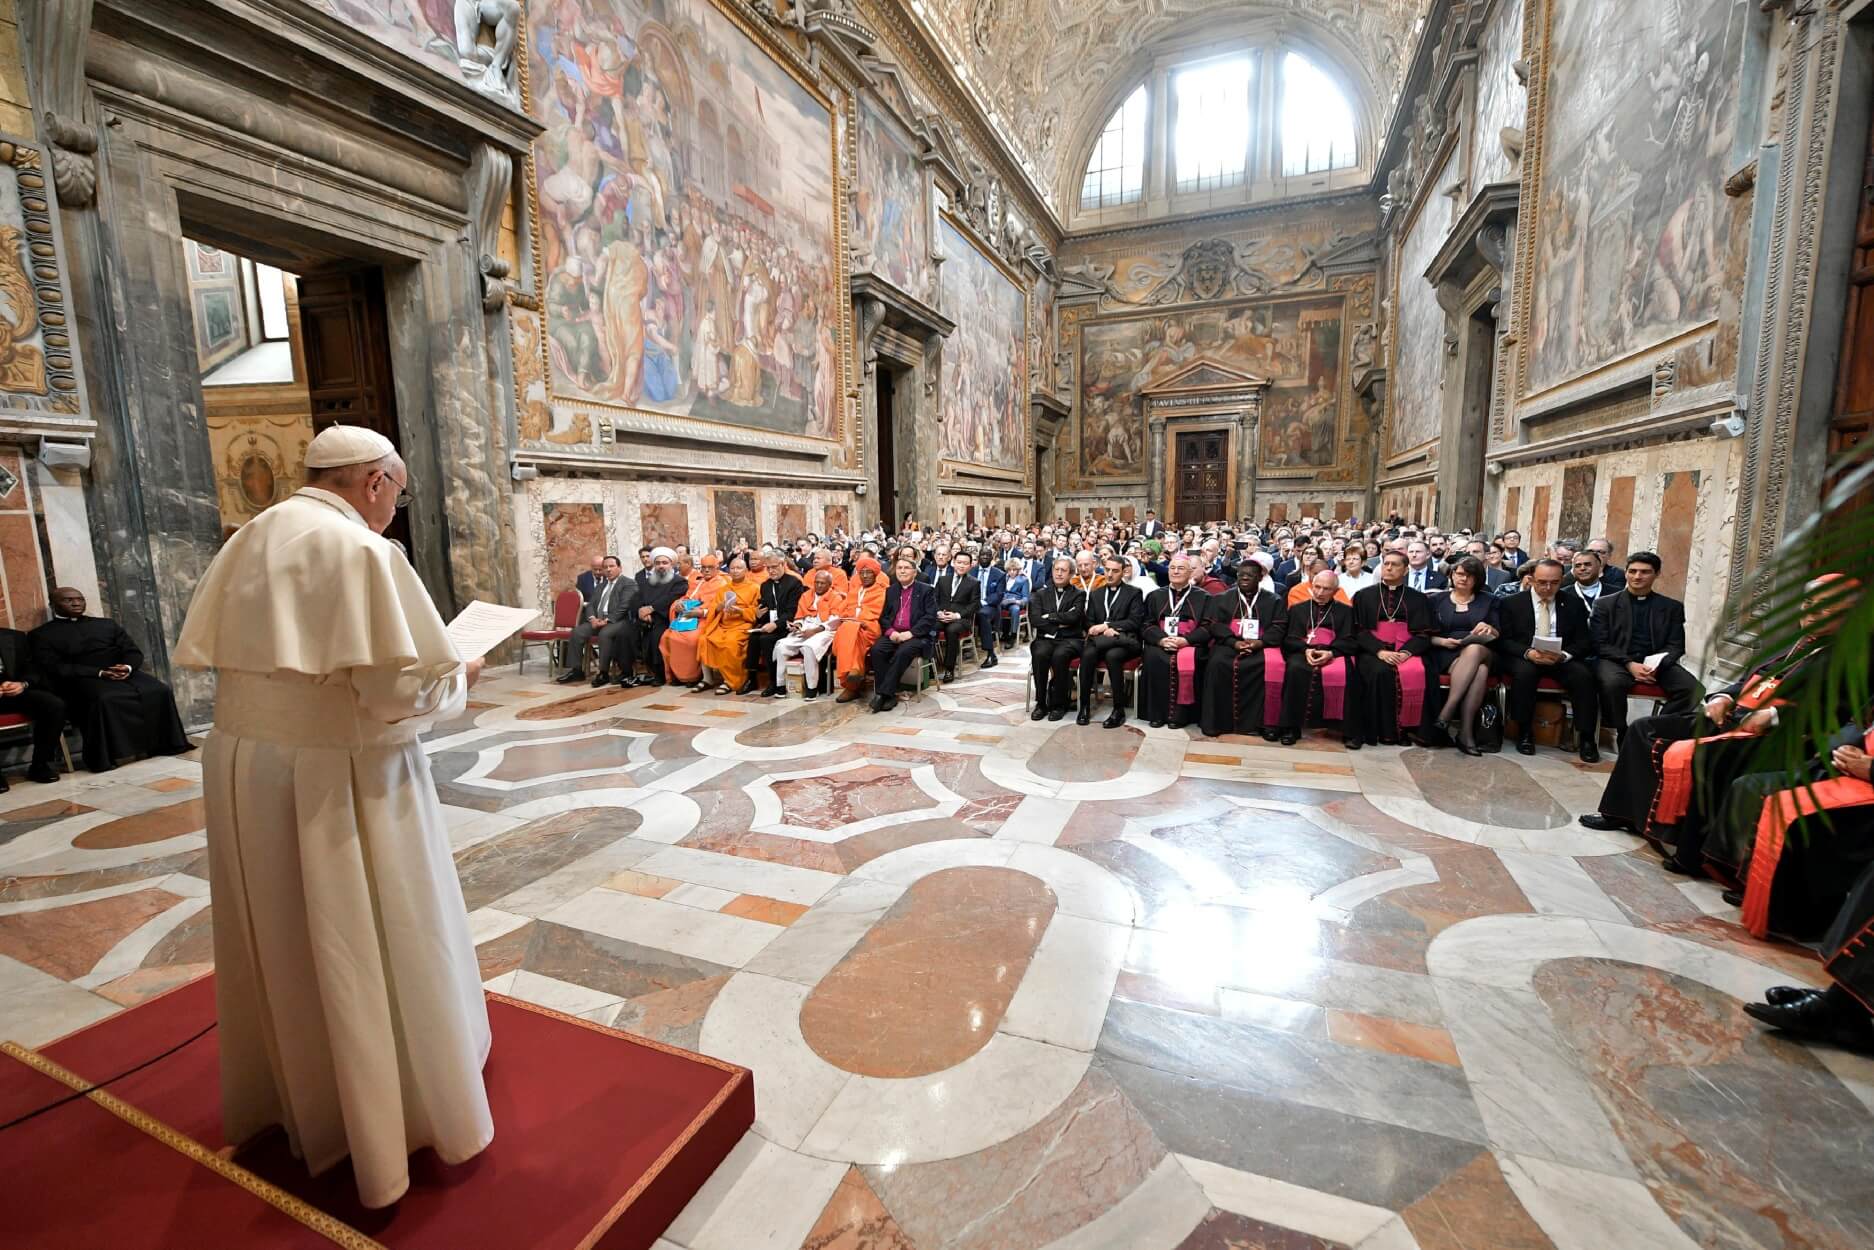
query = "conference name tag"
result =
(1234, 619, 1259, 640)
(1163, 615, 1180, 634)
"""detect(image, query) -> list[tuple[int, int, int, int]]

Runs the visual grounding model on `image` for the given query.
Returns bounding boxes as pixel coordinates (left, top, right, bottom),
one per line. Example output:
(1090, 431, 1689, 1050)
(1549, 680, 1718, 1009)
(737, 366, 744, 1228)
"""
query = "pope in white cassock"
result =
(175, 425, 493, 1209)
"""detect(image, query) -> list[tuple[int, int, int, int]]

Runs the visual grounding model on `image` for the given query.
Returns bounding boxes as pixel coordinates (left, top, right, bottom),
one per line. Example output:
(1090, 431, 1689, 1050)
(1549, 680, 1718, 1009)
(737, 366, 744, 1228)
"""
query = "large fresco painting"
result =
(1471, 0, 1525, 191)
(528, 0, 840, 439)
(1389, 147, 1454, 457)
(855, 100, 931, 300)
(1525, 0, 1746, 394)
(1078, 295, 1347, 478)
(938, 216, 1026, 474)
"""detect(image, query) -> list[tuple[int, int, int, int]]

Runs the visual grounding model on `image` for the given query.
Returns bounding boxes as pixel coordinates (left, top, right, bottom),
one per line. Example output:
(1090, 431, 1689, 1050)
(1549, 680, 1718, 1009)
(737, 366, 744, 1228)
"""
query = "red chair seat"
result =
(520, 627, 571, 641)
(0, 712, 28, 729)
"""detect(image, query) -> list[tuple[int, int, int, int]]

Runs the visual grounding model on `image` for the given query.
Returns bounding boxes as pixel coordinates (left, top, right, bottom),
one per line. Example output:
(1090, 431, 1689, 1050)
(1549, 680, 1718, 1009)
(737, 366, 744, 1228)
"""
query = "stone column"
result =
(1145, 408, 1168, 515)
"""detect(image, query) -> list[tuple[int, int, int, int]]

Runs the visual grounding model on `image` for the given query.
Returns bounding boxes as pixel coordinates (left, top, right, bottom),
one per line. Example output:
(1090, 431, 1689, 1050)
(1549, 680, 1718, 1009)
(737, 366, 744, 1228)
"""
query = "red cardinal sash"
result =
(1373, 618, 1425, 730)
(1742, 727, 1874, 938)
(1174, 619, 1200, 705)
(1306, 625, 1348, 721)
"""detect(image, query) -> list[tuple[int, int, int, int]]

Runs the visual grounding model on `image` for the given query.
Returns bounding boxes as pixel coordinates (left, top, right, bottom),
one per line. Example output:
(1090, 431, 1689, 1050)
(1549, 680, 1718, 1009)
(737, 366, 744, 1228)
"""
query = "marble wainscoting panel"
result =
(865, 1064, 1170, 1250)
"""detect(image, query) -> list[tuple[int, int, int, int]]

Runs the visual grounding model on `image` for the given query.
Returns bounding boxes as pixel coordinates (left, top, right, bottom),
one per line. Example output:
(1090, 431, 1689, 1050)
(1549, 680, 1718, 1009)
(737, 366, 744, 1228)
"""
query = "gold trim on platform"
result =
(0, 1041, 386, 1250)
(485, 992, 752, 1250)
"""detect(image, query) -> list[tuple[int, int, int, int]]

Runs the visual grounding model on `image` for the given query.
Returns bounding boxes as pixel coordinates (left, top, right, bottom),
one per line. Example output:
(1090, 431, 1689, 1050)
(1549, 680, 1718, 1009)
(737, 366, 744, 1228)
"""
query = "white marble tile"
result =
(1175, 1154, 1397, 1245)
(1217, 955, 1444, 1028)
(1037, 1155, 1208, 1250)
(1000, 913, 1127, 1052)
(1006, 843, 1137, 925)
(481, 970, 518, 993)
(993, 794, 1080, 844)
(739, 879, 903, 986)
(633, 845, 842, 906)
(664, 882, 738, 911)
(1675, 878, 1741, 922)
(492, 837, 663, 918)
(506, 969, 625, 1018)
(0, 953, 118, 1047)
(1424, 914, 1613, 989)
(1494, 848, 1630, 925)
(1216, 990, 1323, 1034)
(1497, 1151, 1704, 1250)
(1586, 920, 1793, 1004)
(467, 907, 533, 945)
(696, 972, 850, 1149)
(849, 836, 1019, 886)
(442, 806, 523, 852)
(663, 1132, 847, 1250)
(543, 887, 782, 968)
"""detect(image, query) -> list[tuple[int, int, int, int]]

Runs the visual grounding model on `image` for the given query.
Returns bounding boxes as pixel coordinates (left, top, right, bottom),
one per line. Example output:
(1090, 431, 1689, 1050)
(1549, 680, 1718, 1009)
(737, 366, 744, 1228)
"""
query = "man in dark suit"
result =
(1584, 540, 1627, 592)
(1402, 541, 1447, 593)
(0, 627, 65, 785)
(574, 555, 605, 603)
(1496, 559, 1600, 761)
(1028, 556, 1087, 721)
(973, 556, 1007, 669)
(1139, 510, 1165, 539)
(558, 554, 639, 686)
(868, 558, 937, 713)
(31, 588, 190, 772)
(744, 552, 805, 694)
(1078, 554, 1145, 728)
(1589, 551, 1703, 739)
(1466, 540, 1515, 591)
(1498, 531, 1529, 572)
(634, 547, 687, 685)
(931, 550, 982, 682)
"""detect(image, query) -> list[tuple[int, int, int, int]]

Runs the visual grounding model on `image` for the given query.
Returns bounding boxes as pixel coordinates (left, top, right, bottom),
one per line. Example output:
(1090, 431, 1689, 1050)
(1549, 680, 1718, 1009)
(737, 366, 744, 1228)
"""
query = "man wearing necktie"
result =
(932, 550, 983, 683)
(557, 555, 639, 685)
(1495, 559, 1599, 760)
(1403, 541, 1447, 594)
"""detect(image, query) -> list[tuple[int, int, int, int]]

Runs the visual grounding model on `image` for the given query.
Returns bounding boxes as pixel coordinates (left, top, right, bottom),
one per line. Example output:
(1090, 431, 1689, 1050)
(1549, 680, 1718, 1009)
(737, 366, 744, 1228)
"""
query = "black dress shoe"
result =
(1579, 741, 1601, 764)
(1344, 737, 1363, 751)
(1260, 729, 1280, 743)
(1458, 742, 1484, 757)
(1047, 709, 1067, 721)
(869, 695, 886, 712)
(803, 688, 818, 701)
(1031, 706, 1048, 721)
(1280, 730, 1300, 746)
(1103, 713, 1125, 729)
(591, 675, 609, 687)
(1658, 853, 1699, 876)
(763, 686, 785, 698)
(942, 671, 957, 684)
(556, 671, 584, 684)
(1744, 989, 1874, 1051)
(737, 679, 759, 696)
(1723, 888, 1744, 907)
(877, 694, 899, 713)
(1076, 710, 1091, 726)
(1764, 985, 1818, 1006)
(1148, 719, 1166, 729)
(25, 766, 57, 785)
(1378, 735, 1400, 747)
(1516, 737, 1535, 756)
(981, 654, 998, 669)
(1577, 813, 1631, 832)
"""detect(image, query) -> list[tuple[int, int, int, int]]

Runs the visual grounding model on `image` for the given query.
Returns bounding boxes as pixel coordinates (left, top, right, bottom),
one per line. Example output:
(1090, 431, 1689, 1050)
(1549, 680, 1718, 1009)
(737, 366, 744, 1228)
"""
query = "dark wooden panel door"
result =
(297, 266, 408, 549)
(1830, 107, 1874, 508)
(1174, 430, 1228, 525)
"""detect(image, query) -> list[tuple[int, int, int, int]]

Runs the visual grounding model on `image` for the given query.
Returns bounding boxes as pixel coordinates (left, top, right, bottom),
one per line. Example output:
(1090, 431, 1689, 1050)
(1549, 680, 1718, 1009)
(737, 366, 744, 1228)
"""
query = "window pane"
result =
(1173, 56, 1253, 193)
(1280, 52, 1357, 176)
(257, 264, 289, 340)
(1080, 84, 1147, 209)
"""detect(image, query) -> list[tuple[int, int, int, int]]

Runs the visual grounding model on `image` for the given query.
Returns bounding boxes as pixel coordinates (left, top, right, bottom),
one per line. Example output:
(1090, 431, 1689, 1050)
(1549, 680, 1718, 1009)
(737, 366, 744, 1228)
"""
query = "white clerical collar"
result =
(298, 486, 367, 528)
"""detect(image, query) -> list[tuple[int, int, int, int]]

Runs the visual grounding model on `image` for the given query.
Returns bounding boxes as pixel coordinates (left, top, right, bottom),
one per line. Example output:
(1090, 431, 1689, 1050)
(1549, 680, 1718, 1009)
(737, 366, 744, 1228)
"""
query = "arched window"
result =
(1079, 83, 1147, 209)
(1279, 52, 1357, 176)
(1172, 55, 1254, 193)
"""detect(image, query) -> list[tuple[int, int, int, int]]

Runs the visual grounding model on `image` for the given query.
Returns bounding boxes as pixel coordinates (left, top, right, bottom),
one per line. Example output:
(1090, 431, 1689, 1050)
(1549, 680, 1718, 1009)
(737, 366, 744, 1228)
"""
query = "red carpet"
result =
(7, 975, 754, 1250)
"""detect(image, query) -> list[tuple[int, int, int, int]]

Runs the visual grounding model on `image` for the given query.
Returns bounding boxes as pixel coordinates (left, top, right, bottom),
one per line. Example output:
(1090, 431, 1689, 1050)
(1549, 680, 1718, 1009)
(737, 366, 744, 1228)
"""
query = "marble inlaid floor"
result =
(4, 655, 1871, 1250)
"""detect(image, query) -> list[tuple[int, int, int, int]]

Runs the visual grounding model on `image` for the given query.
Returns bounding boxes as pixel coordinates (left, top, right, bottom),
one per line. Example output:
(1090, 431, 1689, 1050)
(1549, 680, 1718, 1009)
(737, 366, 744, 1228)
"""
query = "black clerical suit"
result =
(1589, 589, 1702, 733)
(1139, 584, 1211, 726)
(1495, 589, 1598, 747)
(634, 572, 687, 682)
(1349, 583, 1435, 745)
(1198, 586, 1288, 737)
(30, 614, 189, 772)
(747, 573, 806, 687)
(0, 628, 65, 778)
(1078, 581, 1145, 719)
(869, 579, 937, 700)
(930, 567, 982, 676)
(562, 575, 638, 682)
(1279, 597, 1362, 735)
(1027, 583, 1087, 715)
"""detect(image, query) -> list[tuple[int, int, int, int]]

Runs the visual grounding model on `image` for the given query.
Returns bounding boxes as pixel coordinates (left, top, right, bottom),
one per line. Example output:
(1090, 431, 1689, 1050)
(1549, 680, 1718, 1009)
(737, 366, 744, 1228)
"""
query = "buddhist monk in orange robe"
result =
(700, 556, 760, 692)
(832, 556, 887, 702)
(662, 554, 724, 686)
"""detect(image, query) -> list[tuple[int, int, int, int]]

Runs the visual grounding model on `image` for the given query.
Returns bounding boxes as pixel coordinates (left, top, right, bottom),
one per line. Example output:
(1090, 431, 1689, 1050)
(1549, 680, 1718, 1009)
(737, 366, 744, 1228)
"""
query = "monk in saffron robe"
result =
(1198, 560, 1289, 739)
(833, 556, 886, 701)
(1349, 551, 1434, 746)
(700, 556, 759, 693)
(661, 554, 724, 686)
(1279, 570, 1363, 748)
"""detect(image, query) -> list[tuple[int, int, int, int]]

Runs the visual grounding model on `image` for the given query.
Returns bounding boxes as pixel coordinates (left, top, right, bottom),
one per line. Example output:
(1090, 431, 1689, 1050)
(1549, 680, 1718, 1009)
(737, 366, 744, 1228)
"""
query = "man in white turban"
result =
(175, 425, 493, 1208)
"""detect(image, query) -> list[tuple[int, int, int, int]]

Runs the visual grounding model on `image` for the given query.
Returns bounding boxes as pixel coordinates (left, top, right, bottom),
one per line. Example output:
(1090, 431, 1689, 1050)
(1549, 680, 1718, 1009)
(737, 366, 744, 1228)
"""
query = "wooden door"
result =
(1830, 107, 1874, 507)
(297, 266, 408, 549)
(1173, 430, 1228, 525)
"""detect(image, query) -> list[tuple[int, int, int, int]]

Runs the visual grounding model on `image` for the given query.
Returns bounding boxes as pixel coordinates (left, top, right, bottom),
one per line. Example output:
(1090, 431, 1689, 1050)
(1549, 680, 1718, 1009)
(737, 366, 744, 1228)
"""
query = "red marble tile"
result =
(1030, 722, 1145, 783)
(140, 907, 214, 968)
(71, 799, 206, 850)
(1175, 1210, 1347, 1250)
(772, 764, 937, 832)
(800, 1167, 915, 1250)
(1529, 485, 1551, 553)
(486, 734, 641, 782)
(1604, 475, 1636, 564)
(1402, 1150, 1556, 1250)
(612, 973, 731, 1050)
(605, 870, 681, 899)
(721, 894, 810, 926)
(1502, 485, 1522, 536)
(140, 778, 196, 793)
(474, 922, 535, 982)
(802, 866, 1056, 1078)
(515, 685, 653, 721)
(1113, 969, 1222, 1017)
(0, 887, 182, 980)
(1326, 1010, 1461, 1067)
(96, 962, 213, 1008)
(0, 512, 44, 630)
(681, 828, 848, 874)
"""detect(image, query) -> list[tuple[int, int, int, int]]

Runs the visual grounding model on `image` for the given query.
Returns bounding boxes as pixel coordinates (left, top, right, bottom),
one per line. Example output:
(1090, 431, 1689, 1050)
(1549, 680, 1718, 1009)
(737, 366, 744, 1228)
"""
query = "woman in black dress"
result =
(1422, 555, 1499, 754)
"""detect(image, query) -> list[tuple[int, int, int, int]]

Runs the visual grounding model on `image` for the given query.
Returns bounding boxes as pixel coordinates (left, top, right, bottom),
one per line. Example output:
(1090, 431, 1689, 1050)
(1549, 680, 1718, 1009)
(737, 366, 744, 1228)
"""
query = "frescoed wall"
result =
(1470, 0, 1526, 193)
(1387, 145, 1455, 457)
(527, 0, 840, 439)
(855, 98, 932, 300)
(937, 216, 1026, 474)
(1522, 0, 1746, 395)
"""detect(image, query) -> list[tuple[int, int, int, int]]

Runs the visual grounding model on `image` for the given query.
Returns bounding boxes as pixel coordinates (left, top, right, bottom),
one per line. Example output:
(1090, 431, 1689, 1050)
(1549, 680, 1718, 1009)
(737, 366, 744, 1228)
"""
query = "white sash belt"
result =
(213, 671, 417, 750)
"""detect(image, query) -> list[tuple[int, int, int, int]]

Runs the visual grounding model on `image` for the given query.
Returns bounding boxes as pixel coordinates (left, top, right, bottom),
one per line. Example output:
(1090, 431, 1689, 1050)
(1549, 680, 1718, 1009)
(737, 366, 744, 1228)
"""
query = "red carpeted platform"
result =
(5, 975, 753, 1250)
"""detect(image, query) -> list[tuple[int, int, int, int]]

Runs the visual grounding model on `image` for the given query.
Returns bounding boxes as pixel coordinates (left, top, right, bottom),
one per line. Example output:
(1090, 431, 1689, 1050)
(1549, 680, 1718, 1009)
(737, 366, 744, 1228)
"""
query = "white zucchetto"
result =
(304, 425, 396, 469)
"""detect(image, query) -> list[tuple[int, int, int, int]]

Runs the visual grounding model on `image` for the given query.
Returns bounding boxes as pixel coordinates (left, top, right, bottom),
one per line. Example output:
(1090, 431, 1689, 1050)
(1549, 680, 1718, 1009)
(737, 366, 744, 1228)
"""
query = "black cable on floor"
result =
(0, 1020, 216, 1133)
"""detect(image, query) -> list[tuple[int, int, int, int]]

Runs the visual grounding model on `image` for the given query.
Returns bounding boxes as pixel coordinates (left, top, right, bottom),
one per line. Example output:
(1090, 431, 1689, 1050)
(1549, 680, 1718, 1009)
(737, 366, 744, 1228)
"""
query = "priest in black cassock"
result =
(1198, 559, 1288, 739)
(1139, 555, 1211, 729)
(1349, 552, 1434, 746)
(31, 587, 191, 772)
(1279, 570, 1362, 747)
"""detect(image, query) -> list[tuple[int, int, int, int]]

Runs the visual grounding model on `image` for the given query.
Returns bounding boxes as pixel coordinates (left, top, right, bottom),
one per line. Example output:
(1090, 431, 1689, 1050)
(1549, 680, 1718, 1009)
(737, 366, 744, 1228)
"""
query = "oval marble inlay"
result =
(800, 866, 1056, 1078)
(1028, 723, 1144, 783)
(72, 799, 207, 850)
(1399, 748, 1571, 829)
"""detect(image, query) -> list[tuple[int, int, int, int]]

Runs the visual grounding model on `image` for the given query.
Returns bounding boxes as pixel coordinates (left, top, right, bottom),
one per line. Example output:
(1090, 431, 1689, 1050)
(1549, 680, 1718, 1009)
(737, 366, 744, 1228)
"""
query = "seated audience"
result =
(744, 552, 805, 694)
(999, 558, 1031, 642)
(1029, 557, 1087, 722)
(1496, 558, 1599, 761)
(1079, 553, 1145, 728)
(1280, 571, 1363, 748)
(833, 556, 887, 701)
(1589, 552, 1704, 739)
(661, 553, 725, 685)
(575, 554, 605, 601)
(974, 555, 1007, 668)
(932, 550, 983, 683)
(1420, 555, 1499, 755)
(867, 557, 936, 712)
(1198, 559, 1288, 740)
(0, 626, 65, 785)
(32, 588, 191, 772)
(1140, 554, 1210, 729)
(1349, 553, 1434, 747)
(635, 547, 686, 684)
(699, 556, 759, 694)
(1338, 548, 1376, 595)
(766, 569, 843, 698)
(1566, 550, 1611, 616)
(557, 554, 638, 687)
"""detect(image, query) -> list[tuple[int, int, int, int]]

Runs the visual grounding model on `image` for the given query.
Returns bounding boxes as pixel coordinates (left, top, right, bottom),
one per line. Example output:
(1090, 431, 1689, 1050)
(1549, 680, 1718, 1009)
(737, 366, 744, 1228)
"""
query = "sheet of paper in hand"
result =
(446, 601, 541, 662)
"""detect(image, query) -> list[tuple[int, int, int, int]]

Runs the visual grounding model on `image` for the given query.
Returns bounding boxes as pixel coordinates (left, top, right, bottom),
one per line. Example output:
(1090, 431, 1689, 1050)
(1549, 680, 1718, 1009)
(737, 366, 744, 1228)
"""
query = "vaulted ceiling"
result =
(901, 0, 1428, 217)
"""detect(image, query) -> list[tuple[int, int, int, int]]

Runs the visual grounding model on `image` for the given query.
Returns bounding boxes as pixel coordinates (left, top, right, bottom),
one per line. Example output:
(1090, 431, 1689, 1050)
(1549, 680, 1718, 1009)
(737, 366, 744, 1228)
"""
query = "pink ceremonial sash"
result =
(1306, 625, 1348, 721)
(1174, 619, 1199, 705)
(1260, 648, 1286, 728)
(1373, 618, 1426, 729)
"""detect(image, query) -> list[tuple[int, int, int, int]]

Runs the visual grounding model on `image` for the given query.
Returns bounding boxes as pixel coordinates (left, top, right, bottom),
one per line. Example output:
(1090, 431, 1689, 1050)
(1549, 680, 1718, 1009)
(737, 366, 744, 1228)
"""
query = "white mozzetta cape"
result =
(177, 488, 492, 1209)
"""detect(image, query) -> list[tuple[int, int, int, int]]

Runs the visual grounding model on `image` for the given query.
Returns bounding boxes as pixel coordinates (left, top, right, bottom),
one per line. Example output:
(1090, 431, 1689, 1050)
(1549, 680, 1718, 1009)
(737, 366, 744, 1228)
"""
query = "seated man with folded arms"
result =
(765, 568, 843, 699)
(1198, 558, 1288, 741)
(1496, 557, 1600, 761)
(1278, 570, 1362, 748)
(1078, 553, 1145, 729)
(1589, 551, 1704, 741)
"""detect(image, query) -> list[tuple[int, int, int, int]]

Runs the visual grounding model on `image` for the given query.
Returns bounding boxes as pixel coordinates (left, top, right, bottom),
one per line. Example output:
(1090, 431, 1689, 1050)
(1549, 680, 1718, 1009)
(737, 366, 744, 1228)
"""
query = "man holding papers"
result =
(1495, 557, 1600, 760)
(176, 425, 494, 1210)
(1588, 551, 1703, 741)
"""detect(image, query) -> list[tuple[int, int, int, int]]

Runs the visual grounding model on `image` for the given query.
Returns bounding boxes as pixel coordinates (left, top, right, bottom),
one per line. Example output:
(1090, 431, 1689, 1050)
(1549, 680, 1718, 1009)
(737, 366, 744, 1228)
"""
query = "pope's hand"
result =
(465, 657, 485, 688)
